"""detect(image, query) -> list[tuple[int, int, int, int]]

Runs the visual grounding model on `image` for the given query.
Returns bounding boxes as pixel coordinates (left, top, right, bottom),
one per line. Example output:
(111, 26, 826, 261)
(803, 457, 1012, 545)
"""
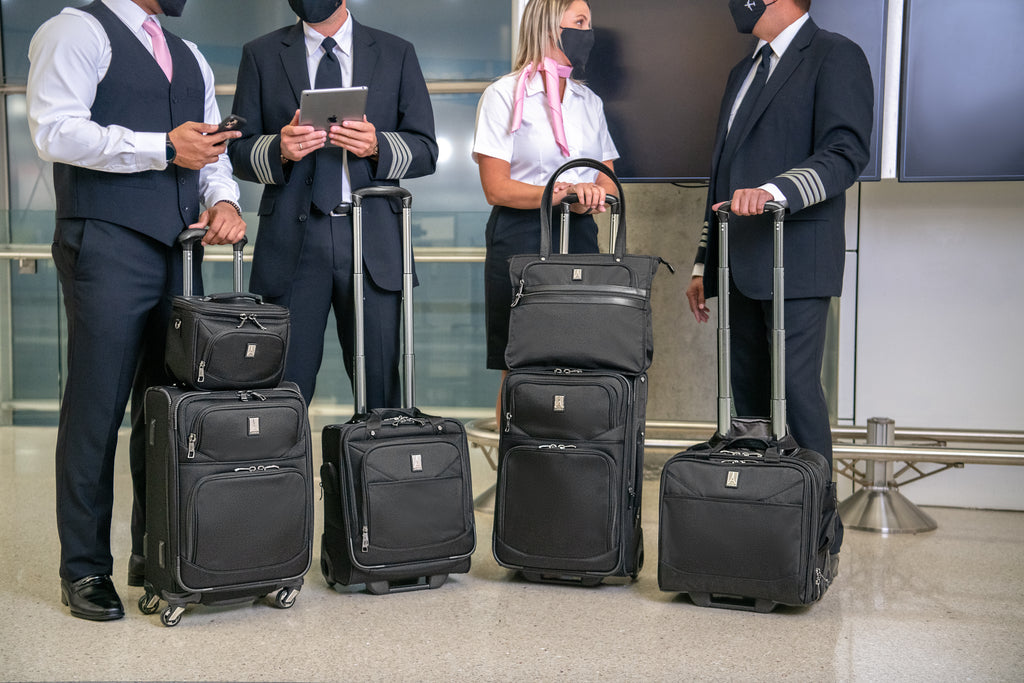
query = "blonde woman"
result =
(473, 0, 619, 417)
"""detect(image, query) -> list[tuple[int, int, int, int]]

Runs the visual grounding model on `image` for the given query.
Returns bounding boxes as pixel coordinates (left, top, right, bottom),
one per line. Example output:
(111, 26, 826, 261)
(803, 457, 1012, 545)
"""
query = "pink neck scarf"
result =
(510, 57, 574, 157)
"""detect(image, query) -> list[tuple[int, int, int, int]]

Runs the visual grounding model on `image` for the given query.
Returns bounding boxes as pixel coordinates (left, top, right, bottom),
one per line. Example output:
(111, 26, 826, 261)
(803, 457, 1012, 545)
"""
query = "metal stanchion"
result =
(838, 417, 938, 533)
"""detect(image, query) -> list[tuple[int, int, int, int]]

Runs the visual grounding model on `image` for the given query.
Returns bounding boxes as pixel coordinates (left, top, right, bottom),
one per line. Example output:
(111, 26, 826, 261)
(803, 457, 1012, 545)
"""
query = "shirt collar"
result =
(755, 12, 810, 61)
(105, 0, 152, 32)
(303, 11, 354, 58)
(521, 68, 584, 101)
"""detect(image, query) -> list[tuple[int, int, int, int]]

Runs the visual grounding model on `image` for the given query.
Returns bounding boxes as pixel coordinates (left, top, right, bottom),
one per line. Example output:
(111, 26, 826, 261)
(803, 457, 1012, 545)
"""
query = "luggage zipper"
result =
(236, 313, 267, 329)
(361, 525, 369, 552)
(186, 433, 197, 459)
(510, 280, 524, 307)
(232, 464, 280, 472)
(197, 360, 205, 384)
(538, 443, 577, 449)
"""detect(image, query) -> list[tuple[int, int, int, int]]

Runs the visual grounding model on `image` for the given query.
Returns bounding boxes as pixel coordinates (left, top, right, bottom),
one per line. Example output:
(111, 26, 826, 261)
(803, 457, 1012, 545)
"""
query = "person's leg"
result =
(266, 213, 335, 405)
(728, 287, 772, 422)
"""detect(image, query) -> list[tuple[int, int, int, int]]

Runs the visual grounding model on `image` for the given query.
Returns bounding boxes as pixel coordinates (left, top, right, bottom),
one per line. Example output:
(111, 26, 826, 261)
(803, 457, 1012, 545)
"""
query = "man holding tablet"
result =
(229, 0, 437, 408)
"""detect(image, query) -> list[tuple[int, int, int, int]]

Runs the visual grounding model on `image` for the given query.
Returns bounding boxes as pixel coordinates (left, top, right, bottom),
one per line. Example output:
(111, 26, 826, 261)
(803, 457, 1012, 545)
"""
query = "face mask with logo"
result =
(560, 28, 595, 79)
(728, 0, 776, 34)
(288, 0, 344, 24)
(158, 0, 187, 17)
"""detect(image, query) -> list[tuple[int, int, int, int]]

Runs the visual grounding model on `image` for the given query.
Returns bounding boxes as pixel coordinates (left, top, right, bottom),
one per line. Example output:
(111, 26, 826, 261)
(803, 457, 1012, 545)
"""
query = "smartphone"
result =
(214, 114, 247, 133)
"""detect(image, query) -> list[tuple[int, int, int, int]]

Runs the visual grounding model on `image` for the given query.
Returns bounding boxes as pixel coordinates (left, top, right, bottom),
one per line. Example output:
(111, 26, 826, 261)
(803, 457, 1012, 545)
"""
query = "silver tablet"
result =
(298, 86, 368, 130)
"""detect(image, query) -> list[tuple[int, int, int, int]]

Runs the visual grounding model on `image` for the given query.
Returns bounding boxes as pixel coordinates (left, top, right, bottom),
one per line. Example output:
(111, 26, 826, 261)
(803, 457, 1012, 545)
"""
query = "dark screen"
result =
(585, 0, 887, 182)
(899, 0, 1024, 181)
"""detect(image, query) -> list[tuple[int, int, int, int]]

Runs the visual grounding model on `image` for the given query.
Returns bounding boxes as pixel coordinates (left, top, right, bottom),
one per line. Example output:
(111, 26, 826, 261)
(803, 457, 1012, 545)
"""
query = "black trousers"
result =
(728, 288, 834, 464)
(51, 218, 189, 581)
(266, 210, 401, 409)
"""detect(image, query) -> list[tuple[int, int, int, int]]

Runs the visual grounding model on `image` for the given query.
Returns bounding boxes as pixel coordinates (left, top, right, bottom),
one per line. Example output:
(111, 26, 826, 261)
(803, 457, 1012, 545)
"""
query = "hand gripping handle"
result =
(539, 158, 624, 259)
(176, 229, 248, 297)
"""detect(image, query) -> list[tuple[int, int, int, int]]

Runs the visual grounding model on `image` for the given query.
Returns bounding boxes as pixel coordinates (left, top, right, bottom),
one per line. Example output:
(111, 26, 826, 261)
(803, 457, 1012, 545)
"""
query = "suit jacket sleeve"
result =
(228, 42, 288, 188)
(768, 38, 873, 214)
(370, 41, 437, 182)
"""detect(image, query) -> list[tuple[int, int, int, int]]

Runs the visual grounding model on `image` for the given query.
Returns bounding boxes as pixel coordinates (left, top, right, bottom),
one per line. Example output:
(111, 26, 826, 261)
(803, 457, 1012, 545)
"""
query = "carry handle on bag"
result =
(177, 228, 249, 298)
(351, 186, 414, 414)
(540, 158, 625, 259)
(557, 193, 620, 255)
(714, 200, 787, 440)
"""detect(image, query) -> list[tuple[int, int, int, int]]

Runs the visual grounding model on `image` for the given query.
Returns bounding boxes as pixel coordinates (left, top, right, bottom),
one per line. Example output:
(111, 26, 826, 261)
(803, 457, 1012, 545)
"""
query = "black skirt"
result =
(483, 205, 599, 370)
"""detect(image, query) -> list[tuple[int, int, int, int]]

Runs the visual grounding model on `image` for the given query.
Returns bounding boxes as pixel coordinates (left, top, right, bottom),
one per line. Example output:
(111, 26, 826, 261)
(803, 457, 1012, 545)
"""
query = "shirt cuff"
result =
(692, 262, 705, 279)
(760, 183, 789, 209)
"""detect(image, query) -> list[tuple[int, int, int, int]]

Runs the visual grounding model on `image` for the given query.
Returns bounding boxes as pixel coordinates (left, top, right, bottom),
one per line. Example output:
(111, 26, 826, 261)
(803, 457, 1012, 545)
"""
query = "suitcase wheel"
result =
(138, 592, 160, 615)
(319, 542, 336, 588)
(272, 587, 299, 609)
(160, 605, 185, 627)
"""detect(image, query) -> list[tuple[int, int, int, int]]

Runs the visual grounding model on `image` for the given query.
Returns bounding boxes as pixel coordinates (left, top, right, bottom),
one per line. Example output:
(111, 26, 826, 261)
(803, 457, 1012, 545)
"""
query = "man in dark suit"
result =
(27, 0, 245, 620)
(228, 0, 437, 409)
(685, 0, 872, 501)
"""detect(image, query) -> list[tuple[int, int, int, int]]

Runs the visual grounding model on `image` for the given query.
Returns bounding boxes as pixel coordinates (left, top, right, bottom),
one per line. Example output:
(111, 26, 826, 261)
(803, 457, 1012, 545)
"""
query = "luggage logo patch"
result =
(248, 416, 261, 436)
(411, 454, 423, 472)
(553, 395, 566, 412)
(246, 343, 257, 358)
(572, 268, 583, 281)
(726, 471, 740, 488)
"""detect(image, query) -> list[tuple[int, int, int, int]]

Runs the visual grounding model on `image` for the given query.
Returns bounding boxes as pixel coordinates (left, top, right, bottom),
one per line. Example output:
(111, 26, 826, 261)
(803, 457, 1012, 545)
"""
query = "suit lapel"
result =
(280, 22, 310, 107)
(718, 19, 819, 167)
(351, 19, 378, 89)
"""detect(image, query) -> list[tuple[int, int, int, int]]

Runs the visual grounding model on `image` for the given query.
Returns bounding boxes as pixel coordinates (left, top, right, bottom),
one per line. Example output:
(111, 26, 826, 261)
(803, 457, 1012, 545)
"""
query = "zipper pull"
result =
(510, 280, 525, 307)
(186, 433, 197, 459)
(197, 361, 206, 383)
(504, 412, 511, 433)
(361, 526, 369, 552)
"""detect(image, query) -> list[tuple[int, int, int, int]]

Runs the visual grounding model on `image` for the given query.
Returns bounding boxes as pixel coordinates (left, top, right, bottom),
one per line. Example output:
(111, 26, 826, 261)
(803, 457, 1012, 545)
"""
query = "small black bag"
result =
(504, 159, 670, 374)
(165, 230, 290, 391)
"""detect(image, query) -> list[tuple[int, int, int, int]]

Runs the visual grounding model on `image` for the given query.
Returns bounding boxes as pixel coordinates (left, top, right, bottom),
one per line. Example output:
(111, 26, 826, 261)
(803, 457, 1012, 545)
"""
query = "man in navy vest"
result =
(27, 0, 245, 620)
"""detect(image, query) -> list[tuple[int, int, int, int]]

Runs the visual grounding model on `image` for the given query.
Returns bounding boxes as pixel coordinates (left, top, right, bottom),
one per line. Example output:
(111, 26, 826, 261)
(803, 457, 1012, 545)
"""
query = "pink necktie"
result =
(510, 58, 574, 157)
(142, 17, 173, 82)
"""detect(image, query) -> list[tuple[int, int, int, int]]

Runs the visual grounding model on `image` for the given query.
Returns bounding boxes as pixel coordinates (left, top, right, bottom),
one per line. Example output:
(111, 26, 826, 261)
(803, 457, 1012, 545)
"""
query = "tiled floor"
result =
(1, 425, 1021, 682)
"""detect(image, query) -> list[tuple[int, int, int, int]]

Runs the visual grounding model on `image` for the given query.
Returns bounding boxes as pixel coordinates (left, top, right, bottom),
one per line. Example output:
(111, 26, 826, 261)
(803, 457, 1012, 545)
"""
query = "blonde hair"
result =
(512, 0, 589, 73)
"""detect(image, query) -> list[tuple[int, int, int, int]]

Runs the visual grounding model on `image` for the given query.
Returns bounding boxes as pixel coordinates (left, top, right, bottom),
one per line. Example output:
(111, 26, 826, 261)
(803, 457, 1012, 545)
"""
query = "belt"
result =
(312, 202, 352, 217)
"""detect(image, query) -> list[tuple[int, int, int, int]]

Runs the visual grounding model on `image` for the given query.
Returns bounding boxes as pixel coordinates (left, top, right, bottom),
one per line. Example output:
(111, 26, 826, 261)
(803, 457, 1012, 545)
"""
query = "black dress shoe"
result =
(60, 575, 125, 621)
(127, 553, 145, 587)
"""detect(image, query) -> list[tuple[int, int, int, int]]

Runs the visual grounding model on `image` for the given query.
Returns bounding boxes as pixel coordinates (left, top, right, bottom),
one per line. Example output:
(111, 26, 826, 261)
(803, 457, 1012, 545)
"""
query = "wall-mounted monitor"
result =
(899, 0, 1024, 181)
(586, 0, 887, 182)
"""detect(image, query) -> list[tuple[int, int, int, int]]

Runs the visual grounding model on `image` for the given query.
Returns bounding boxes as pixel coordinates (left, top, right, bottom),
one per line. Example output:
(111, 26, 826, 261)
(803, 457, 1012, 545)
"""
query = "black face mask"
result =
(158, 0, 187, 17)
(728, 0, 776, 34)
(560, 28, 595, 79)
(288, 0, 344, 24)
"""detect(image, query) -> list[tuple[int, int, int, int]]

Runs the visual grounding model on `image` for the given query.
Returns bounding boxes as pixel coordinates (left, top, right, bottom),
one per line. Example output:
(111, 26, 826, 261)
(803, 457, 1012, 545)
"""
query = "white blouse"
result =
(472, 70, 619, 186)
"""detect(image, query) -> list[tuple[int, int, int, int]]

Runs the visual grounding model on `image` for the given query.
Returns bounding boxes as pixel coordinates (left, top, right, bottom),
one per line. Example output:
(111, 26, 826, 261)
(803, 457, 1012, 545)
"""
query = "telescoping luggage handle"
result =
(177, 228, 248, 298)
(557, 194, 620, 254)
(540, 158, 624, 259)
(351, 186, 414, 414)
(715, 201, 786, 441)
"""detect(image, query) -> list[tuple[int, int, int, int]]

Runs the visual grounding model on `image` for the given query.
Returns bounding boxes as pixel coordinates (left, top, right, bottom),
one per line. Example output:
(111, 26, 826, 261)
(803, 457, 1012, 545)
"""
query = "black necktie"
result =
(313, 37, 346, 214)
(727, 43, 773, 142)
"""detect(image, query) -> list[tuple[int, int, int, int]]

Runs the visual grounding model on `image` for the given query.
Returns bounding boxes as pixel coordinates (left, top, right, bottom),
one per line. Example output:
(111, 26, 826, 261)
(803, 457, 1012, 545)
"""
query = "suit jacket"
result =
(696, 18, 873, 300)
(229, 19, 437, 295)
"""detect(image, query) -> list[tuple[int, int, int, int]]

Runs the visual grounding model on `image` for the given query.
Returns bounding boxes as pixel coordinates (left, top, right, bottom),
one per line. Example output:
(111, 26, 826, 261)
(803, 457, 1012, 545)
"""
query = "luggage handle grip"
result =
(558, 194, 620, 254)
(176, 228, 248, 297)
(713, 201, 786, 441)
(540, 158, 626, 259)
(364, 408, 444, 435)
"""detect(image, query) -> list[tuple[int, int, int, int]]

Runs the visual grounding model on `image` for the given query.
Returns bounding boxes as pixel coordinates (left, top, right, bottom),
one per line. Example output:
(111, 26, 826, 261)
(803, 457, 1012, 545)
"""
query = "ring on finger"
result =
(299, 142, 303, 150)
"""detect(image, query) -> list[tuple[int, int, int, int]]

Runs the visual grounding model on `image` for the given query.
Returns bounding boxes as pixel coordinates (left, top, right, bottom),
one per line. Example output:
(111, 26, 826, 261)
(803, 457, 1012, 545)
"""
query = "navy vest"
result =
(53, 1, 204, 245)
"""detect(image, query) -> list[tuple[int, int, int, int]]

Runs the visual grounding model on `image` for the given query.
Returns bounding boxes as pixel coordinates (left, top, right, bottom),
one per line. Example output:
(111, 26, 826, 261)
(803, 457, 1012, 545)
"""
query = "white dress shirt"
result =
(472, 70, 619, 186)
(301, 15, 354, 202)
(26, 0, 239, 209)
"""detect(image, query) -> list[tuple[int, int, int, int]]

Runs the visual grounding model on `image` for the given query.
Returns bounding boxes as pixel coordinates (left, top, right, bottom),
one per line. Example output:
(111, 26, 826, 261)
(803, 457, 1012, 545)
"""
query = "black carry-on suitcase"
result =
(494, 367, 647, 585)
(320, 187, 476, 595)
(657, 202, 840, 612)
(493, 162, 659, 585)
(139, 381, 313, 626)
(165, 230, 290, 391)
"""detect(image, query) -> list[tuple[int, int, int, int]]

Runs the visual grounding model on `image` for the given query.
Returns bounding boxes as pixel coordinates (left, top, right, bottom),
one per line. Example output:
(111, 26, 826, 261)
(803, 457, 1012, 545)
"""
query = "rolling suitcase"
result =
(493, 367, 647, 585)
(657, 202, 840, 612)
(319, 187, 476, 595)
(139, 381, 313, 626)
(164, 229, 290, 391)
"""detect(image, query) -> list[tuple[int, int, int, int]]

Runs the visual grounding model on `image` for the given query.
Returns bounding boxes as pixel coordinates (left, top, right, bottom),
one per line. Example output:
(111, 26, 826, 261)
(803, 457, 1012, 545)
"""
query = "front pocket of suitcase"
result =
(186, 401, 305, 463)
(507, 375, 626, 441)
(198, 326, 287, 389)
(359, 440, 472, 564)
(181, 468, 309, 589)
(496, 446, 617, 571)
(659, 493, 802, 582)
